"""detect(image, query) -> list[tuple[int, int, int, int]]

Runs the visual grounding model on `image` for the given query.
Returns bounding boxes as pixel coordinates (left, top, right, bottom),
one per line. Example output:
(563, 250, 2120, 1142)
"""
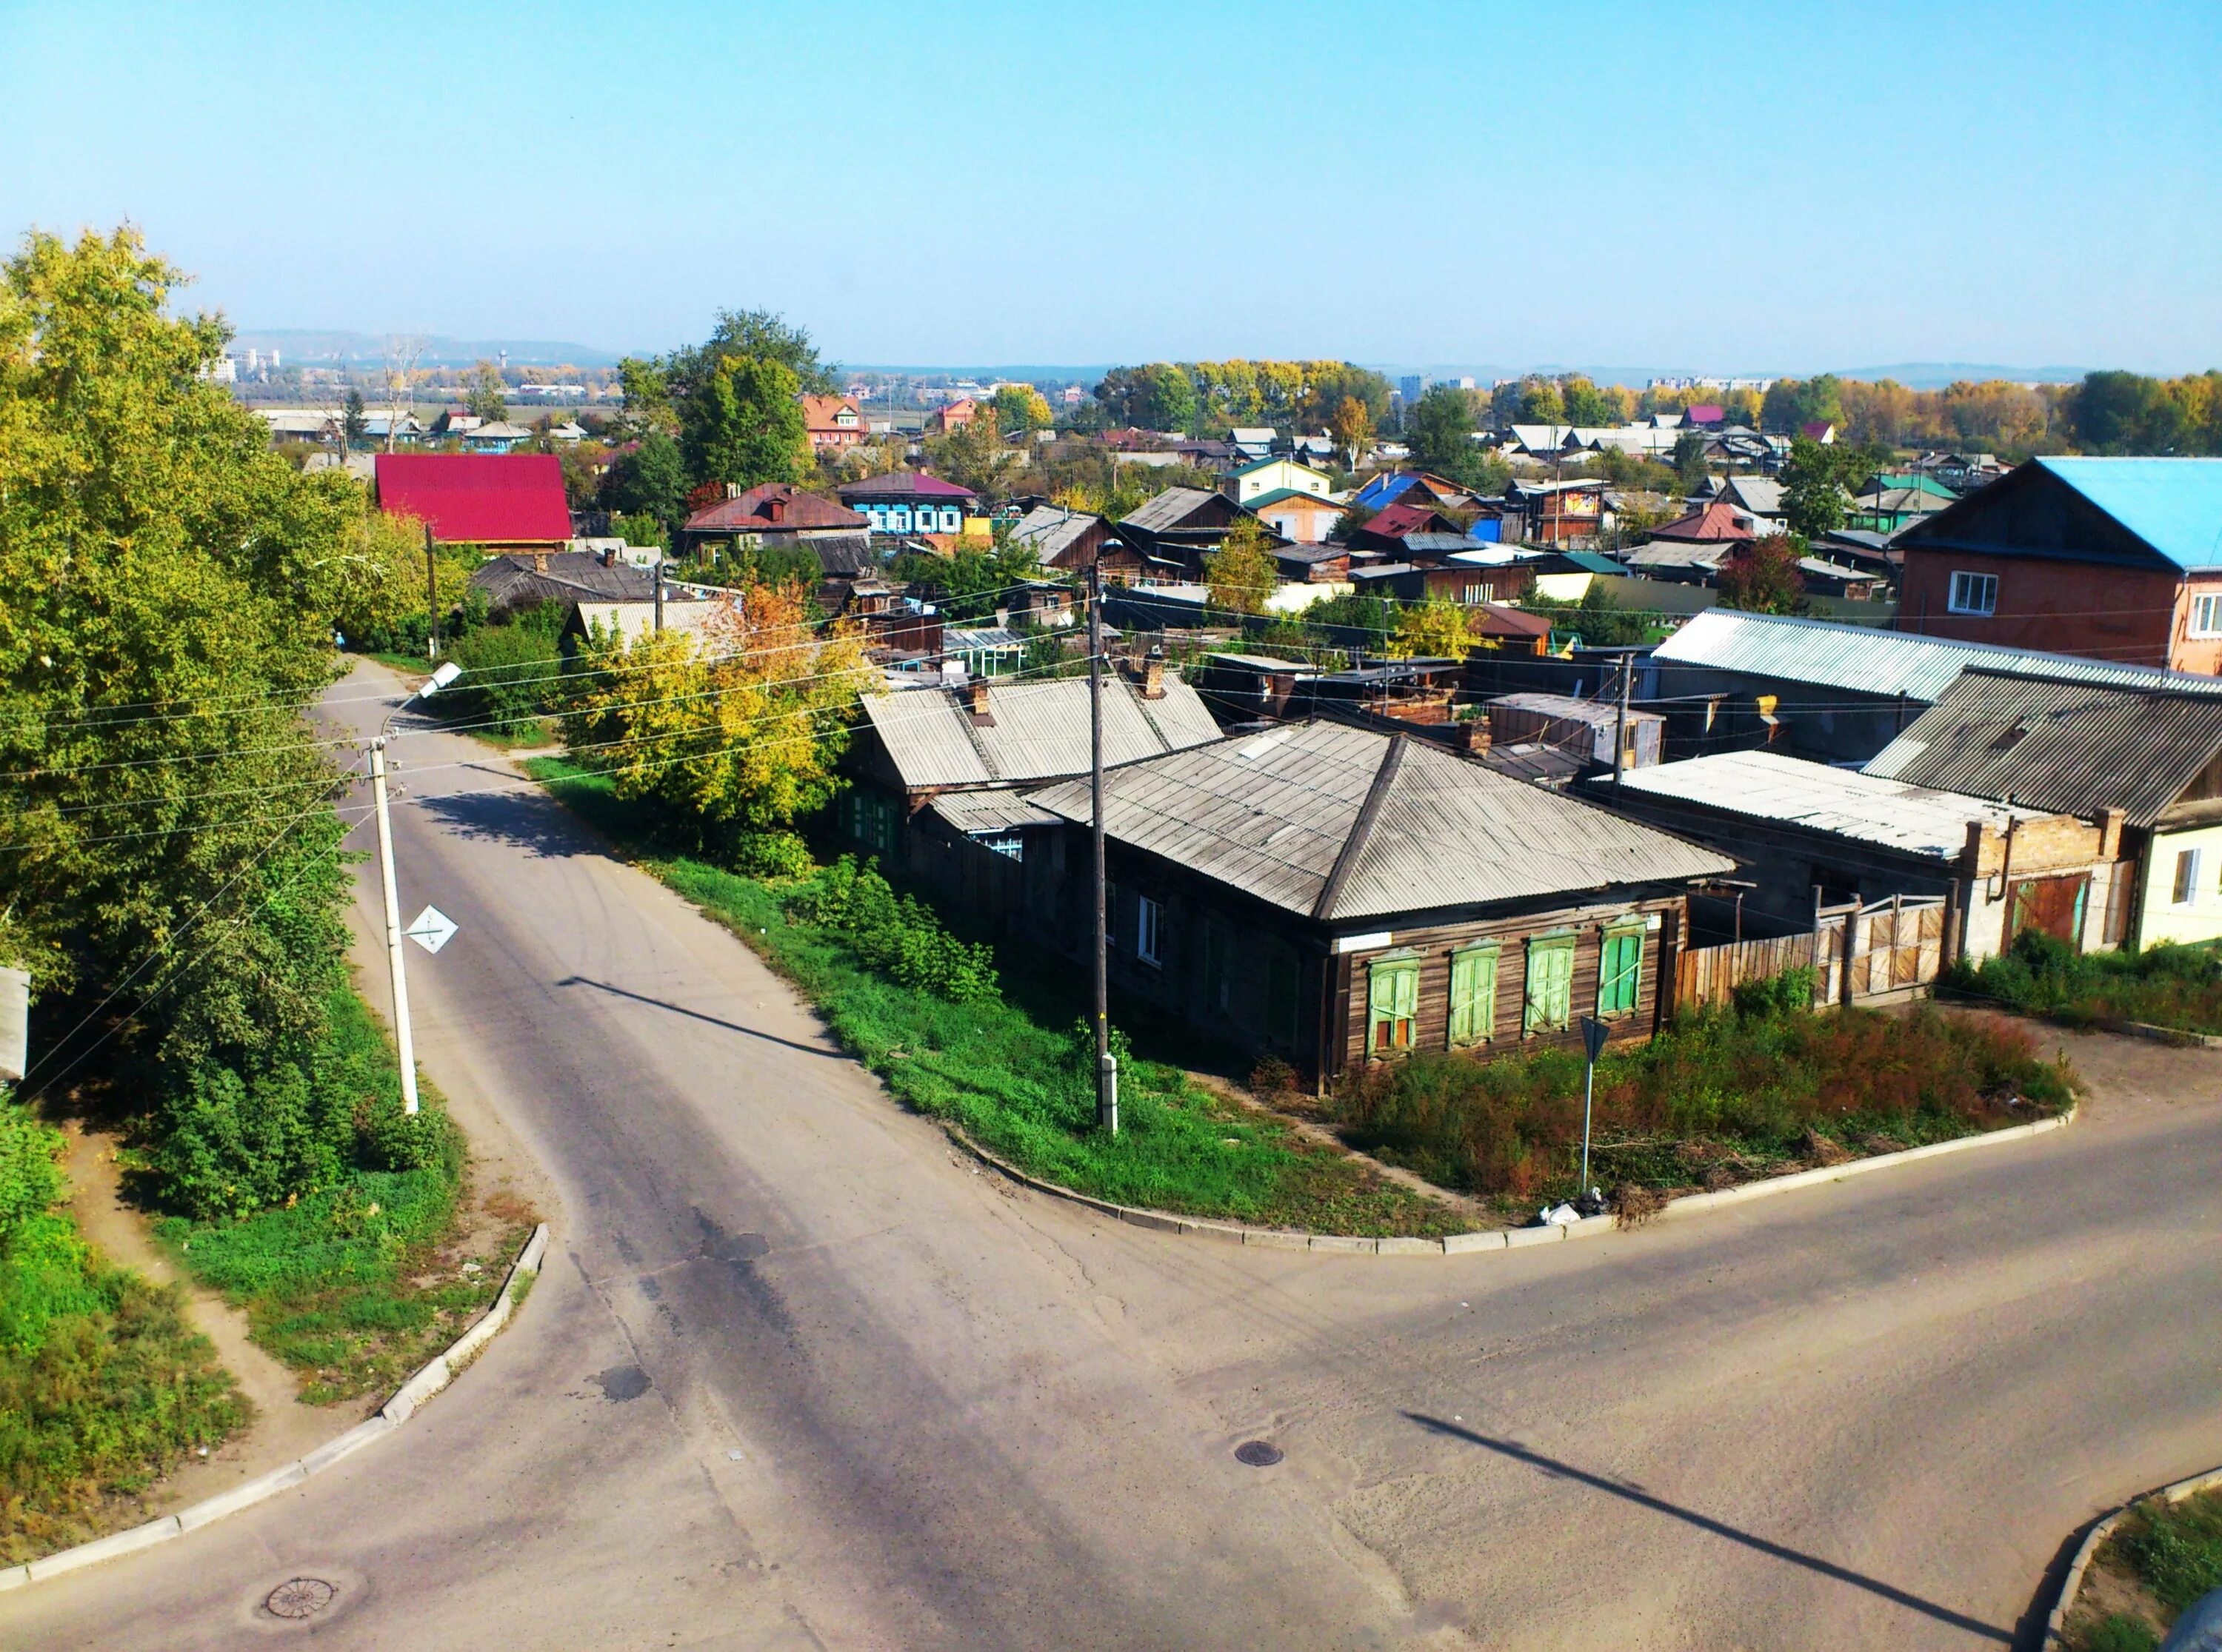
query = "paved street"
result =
(6, 659, 2218, 1651)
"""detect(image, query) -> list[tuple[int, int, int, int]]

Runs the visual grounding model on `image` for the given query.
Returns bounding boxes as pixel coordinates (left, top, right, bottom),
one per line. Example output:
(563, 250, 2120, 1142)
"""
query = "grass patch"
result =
(527, 756, 1461, 1237)
(0, 1100, 244, 1563)
(2066, 1486, 2222, 1651)
(155, 993, 530, 1405)
(1329, 971, 2076, 1214)
(461, 715, 558, 751)
(1951, 929, 2222, 1037)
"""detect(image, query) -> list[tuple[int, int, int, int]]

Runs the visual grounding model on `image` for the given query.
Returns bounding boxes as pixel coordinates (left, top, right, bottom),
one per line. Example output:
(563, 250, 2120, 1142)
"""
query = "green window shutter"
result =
(1524, 936, 1574, 1034)
(1599, 928, 1644, 1017)
(1368, 959, 1418, 1054)
(1448, 945, 1499, 1047)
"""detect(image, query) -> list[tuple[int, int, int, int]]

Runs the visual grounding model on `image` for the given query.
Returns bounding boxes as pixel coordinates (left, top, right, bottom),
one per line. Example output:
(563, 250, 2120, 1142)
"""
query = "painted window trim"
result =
(1946, 569, 1998, 616)
(1523, 932, 1577, 1037)
(2194, 592, 2222, 639)
(1367, 954, 1421, 1057)
(1447, 940, 1501, 1049)
(1598, 924, 1646, 1019)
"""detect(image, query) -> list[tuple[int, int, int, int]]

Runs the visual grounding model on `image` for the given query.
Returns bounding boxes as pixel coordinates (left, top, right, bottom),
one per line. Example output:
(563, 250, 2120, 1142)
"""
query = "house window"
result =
(2174, 848, 2201, 906)
(2193, 595, 2222, 638)
(1137, 895, 1164, 967)
(975, 832, 1023, 862)
(1367, 956, 1419, 1054)
(1947, 571, 1998, 616)
(1524, 934, 1575, 1034)
(1598, 924, 1646, 1017)
(1265, 944, 1300, 1050)
(1447, 943, 1500, 1048)
(1104, 879, 1121, 948)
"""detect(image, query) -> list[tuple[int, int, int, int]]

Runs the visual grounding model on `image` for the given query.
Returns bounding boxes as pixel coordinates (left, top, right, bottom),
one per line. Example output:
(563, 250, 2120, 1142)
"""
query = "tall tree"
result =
(991, 383, 1053, 435)
(1718, 534, 1809, 615)
(341, 387, 368, 450)
(1406, 385, 1483, 484)
(1780, 437, 1850, 536)
(1329, 395, 1374, 468)
(926, 405, 1021, 499)
(604, 431, 690, 530)
(465, 359, 507, 423)
(680, 354, 809, 490)
(1203, 520, 1278, 615)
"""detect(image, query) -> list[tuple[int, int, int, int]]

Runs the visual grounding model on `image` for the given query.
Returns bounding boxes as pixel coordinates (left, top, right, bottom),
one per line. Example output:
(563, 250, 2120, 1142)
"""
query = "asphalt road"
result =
(6, 660, 2218, 1651)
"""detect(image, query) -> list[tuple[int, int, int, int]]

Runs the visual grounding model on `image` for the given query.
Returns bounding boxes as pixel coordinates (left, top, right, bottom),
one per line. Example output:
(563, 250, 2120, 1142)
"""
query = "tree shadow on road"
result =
(1401, 1413, 2012, 1644)
(413, 786, 600, 860)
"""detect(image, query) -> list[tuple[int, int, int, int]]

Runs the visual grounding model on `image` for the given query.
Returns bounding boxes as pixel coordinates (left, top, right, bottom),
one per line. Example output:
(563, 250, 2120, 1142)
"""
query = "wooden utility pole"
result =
(424, 524, 441, 661)
(1089, 557, 1117, 1134)
(1612, 651, 1633, 790)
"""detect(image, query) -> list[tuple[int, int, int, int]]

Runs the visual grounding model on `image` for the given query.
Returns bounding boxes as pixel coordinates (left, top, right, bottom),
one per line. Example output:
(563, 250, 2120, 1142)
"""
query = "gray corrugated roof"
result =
(1492, 692, 1666, 729)
(926, 790, 1061, 833)
(1027, 720, 1730, 925)
(1119, 487, 1221, 533)
(1009, 505, 1101, 561)
(861, 674, 1223, 792)
(1864, 669, 2222, 825)
(1652, 609, 2222, 703)
(1603, 749, 2046, 859)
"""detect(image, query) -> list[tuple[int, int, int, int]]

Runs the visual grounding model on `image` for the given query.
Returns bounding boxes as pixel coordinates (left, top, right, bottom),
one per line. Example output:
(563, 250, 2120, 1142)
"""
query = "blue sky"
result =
(2, 0, 2218, 375)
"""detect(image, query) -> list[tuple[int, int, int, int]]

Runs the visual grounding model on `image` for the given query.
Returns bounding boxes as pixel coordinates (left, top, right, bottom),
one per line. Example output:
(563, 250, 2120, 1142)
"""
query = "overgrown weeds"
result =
(2067, 1486, 2222, 1651)
(1329, 976, 2075, 1208)
(1950, 929, 2222, 1037)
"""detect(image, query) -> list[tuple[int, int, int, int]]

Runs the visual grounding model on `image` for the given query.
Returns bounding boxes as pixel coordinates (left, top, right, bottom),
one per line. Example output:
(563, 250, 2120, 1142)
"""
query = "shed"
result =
(1487, 692, 1665, 769)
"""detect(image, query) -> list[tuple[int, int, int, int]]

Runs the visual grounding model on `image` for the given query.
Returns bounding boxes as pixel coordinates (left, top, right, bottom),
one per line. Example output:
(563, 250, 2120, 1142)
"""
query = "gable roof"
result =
(684, 483, 867, 534)
(1715, 476, 1786, 516)
(1246, 486, 1346, 512)
(1026, 720, 1730, 925)
(1652, 608, 2222, 704)
(1356, 501, 1455, 541)
(1649, 499, 1757, 542)
(1120, 486, 1232, 533)
(799, 393, 859, 429)
(1897, 457, 2222, 573)
(1009, 504, 1104, 562)
(375, 452, 573, 544)
(470, 551, 657, 616)
(1607, 749, 2046, 860)
(837, 470, 980, 504)
(1864, 668, 2222, 826)
(1227, 455, 1331, 481)
(861, 674, 1222, 792)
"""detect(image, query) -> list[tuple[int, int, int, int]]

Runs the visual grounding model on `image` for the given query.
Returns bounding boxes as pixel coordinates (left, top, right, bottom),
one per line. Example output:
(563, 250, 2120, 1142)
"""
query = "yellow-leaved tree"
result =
(1203, 518, 1278, 616)
(563, 581, 873, 872)
(1388, 599, 1476, 660)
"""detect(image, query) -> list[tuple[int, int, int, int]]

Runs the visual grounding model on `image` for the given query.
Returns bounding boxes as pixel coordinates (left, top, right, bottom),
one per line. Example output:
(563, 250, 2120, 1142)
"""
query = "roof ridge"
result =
(1312, 735, 1405, 922)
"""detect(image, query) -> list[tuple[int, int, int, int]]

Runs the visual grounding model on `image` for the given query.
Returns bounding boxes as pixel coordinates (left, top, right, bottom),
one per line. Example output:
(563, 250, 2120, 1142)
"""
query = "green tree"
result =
(1718, 533, 1810, 615)
(1138, 363, 1198, 433)
(927, 405, 1021, 499)
(1515, 378, 1566, 422)
(341, 387, 368, 449)
(2071, 370, 2183, 453)
(614, 355, 675, 437)
(680, 354, 809, 491)
(1388, 599, 1475, 660)
(1780, 437, 1849, 536)
(465, 359, 507, 423)
(604, 430, 690, 529)
(1203, 519, 1278, 615)
(1329, 395, 1374, 468)
(992, 383, 1054, 435)
(1407, 384, 1479, 478)
(1671, 429, 1709, 495)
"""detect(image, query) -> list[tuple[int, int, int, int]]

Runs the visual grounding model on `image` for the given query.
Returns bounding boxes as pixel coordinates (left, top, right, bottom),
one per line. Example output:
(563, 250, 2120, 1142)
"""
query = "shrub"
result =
(444, 612, 563, 732)
(1951, 929, 2222, 1035)
(787, 857, 999, 1003)
(1732, 965, 1815, 1020)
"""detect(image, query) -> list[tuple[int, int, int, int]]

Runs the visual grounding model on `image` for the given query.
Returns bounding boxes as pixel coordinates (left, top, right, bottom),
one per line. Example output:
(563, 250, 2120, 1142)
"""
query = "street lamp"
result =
(368, 661, 462, 1113)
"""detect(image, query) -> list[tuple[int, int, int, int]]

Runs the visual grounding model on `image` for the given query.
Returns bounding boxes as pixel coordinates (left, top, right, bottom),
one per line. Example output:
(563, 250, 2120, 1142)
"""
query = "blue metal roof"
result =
(1352, 472, 1419, 512)
(2036, 457, 2222, 572)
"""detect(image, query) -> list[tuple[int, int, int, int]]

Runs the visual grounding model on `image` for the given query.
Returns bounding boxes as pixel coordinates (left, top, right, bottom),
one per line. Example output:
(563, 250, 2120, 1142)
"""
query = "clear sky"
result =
(3, 0, 2219, 375)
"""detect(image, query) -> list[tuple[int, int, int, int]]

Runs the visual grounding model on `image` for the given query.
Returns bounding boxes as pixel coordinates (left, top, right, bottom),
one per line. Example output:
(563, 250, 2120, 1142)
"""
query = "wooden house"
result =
(1015, 721, 1732, 1086)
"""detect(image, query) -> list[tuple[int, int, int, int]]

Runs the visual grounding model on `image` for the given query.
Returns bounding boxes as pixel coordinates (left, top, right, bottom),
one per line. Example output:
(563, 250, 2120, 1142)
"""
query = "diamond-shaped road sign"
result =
(404, 905, 458, 955)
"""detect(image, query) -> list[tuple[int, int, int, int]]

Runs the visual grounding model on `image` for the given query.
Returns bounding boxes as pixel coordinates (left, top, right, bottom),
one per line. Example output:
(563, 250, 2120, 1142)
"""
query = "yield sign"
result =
(404, 905, 458, 955)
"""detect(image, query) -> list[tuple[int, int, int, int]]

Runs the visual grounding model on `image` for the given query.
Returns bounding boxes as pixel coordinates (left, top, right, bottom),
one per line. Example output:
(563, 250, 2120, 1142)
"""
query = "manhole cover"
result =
(265, 1577, 336, 1619)
(1234, 1440, 1284, 1468)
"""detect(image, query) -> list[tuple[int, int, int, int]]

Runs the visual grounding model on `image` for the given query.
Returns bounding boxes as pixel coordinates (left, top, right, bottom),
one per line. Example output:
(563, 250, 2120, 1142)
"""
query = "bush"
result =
(1732, 965, 1816, 1020)
(1330, 996, 2074, 1202)
(1951, 929, 2222, 1035)
(787, 857, 999, 1003)
(444, 611, 563, 732)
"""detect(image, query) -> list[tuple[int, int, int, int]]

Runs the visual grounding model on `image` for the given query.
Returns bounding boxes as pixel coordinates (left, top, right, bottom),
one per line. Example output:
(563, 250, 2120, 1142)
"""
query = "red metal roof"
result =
(684, 484, 867, 534)
(1358, 501, 1452, 540)
(375, 453, 573, 544)
(836, 470, 980, 504)
(1650, 499, 1758, 542)
(1684, 404, 1726, 426)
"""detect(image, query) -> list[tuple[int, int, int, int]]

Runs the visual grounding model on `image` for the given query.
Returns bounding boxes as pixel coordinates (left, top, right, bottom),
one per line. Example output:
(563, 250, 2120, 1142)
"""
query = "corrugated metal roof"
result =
(376, 453, 573, 544)
(1119, 487, 1222, 533)
(861, 674, 1222, 792)
(1492, 692, 1664, 728)
(926, 790, 1060, 833)
(2035, 458, 2222, 572)
(1009, 505, 1101, 561)
(1652, 609, 2222, 703)
(1027, 720, 1730, 925)
(1604, 749, 2046, 859)
(1864, 669, 2222, 825)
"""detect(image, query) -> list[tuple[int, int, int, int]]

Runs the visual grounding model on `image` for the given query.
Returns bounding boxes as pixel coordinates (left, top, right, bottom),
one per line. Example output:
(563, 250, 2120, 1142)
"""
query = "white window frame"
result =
(1947, 570, 1998, 616)
(2192, 594, 2222, 638)
(1136, 895, 1164, 967)
(2175, 847, 2202, 908)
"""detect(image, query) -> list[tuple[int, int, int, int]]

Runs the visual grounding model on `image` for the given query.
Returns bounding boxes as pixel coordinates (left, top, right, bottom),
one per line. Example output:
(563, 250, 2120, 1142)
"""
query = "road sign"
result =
(1581, 1015, 1609, 1064)
(404, 905, 458, 955)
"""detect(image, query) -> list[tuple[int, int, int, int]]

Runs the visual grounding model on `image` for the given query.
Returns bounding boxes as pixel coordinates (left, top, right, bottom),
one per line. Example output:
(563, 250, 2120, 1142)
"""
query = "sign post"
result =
(1579, 1015, 1609, 1198)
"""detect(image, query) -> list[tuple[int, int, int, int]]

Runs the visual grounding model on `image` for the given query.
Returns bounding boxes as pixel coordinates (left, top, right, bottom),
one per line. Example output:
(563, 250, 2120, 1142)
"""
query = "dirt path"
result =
(59, 1125, 344, 1515)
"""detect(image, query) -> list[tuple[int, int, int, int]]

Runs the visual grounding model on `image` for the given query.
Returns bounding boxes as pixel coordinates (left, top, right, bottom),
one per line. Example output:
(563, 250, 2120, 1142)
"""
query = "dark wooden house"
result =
(1015, 720, 1732, 1086)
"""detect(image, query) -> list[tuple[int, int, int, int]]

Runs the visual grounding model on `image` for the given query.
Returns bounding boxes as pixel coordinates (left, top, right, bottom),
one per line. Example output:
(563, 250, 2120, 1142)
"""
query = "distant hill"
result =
(229, 328, 627, 369)
(1825, 362, 2088, 389)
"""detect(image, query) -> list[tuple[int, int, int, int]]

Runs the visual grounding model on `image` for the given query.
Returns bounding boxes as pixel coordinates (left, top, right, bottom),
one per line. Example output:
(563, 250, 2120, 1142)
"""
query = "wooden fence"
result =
(1674, 894, 1950, 1012)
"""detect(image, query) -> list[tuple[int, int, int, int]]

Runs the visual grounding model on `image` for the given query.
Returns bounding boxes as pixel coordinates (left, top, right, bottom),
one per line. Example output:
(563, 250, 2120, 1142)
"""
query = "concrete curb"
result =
(2094, 1015, 2222, 1051)
(947, 1107, 2075, 1258)
(0, 1221, 550, 1595)
(2046, 1461, 2222, 1645)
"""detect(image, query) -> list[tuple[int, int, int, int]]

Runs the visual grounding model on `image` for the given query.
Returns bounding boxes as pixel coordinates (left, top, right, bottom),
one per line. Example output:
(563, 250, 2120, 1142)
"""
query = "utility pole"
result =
(424, 524, 441, 661)
(1612, 650, 1632, 791)
(369, 738, 421, 1114)
(653, 553, 666, 634)
(1088, 556, 1117, 1134)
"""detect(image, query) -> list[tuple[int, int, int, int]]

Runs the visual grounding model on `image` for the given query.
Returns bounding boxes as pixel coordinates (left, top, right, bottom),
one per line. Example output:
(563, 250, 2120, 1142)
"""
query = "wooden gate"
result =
(1839, 895, 1947, 1001)
(1673, 894, 1947, 1012)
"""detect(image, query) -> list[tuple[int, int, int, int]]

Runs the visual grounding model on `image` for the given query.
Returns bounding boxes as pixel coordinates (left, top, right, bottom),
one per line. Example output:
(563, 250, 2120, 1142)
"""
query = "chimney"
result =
(1142, 645, 1165, 700)
(2098, 806, 2126, 859)
(532, 550, 550, 573)
(725, 481, 743, 500)
(1962, 819, 1992, 878)
(765, 493, 787, 525)
(994, 606, 1010, 629)
(966, 678, 993, 725)
(1459, 714, 1492, 755)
